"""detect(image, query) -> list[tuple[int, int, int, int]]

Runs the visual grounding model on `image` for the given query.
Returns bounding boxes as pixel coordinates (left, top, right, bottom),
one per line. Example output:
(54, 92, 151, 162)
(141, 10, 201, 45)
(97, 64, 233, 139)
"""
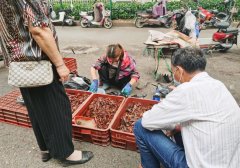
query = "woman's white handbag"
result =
(8, 60, 53, 88)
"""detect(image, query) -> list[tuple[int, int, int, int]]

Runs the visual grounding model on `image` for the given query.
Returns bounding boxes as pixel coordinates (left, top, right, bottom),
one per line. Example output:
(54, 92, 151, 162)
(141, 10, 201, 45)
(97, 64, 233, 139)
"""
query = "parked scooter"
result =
(79, 2, 112, 29)
(197, 0, 235, 28)
(50, 2, 75, 26)
(135, 10, 175, 28)
(199, 21, 238, 52)
(198, 7, 229, 28)
(177, 9, 237, 52)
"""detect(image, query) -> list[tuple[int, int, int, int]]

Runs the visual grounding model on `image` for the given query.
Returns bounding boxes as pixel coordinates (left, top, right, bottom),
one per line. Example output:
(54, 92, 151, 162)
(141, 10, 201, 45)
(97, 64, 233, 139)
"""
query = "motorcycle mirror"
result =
(70, 0, 74, 10)
(224, 0, 230, 4)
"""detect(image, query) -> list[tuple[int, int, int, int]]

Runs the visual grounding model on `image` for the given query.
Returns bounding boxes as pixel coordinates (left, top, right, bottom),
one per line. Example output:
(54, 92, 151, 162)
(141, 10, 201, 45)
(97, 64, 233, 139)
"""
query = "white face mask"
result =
(173, 67, 183, 84)
(173, 79, 181, 86)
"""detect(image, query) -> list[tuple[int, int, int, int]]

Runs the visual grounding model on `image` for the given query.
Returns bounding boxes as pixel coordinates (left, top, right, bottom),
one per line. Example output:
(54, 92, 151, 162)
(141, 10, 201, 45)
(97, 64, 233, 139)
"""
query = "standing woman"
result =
(0, 0, 93, 166)
(89, 44, 140, 96)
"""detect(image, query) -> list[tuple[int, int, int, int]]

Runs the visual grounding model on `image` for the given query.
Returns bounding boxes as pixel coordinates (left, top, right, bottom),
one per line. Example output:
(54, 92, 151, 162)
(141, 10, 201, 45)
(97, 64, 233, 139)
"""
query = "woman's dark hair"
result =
(106, 44, 124, 59)
(171, 47, 206, 73)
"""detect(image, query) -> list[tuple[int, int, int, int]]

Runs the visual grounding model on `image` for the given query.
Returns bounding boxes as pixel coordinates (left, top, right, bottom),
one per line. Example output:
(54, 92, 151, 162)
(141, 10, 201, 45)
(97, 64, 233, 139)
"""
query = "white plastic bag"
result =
(184, 10, 197, 39)
(184, 10, 196, 31)
(50, 10, 57, 19)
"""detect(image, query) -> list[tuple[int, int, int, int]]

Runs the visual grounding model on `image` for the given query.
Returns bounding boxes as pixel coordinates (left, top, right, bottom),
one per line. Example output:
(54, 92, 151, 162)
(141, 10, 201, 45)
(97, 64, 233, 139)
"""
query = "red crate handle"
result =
(115, 134, 135, 141)
(80, 129, 91, 135)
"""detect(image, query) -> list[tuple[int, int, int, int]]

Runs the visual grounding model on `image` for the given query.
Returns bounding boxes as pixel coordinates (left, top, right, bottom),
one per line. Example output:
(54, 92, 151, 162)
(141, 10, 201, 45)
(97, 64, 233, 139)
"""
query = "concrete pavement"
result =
(0, 26, 240, 168)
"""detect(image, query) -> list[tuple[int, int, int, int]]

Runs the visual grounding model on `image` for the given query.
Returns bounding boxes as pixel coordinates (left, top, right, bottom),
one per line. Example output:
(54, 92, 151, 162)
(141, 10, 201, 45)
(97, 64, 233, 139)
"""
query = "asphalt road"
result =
(55, 25, 217, 47)
(0, 25, 239, 168)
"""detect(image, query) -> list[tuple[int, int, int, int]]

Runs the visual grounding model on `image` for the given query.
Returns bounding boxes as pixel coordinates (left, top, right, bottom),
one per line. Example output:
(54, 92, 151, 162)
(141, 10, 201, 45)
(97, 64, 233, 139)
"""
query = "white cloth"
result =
(142, 72, 240, 168)
(144, 30, 192, 48)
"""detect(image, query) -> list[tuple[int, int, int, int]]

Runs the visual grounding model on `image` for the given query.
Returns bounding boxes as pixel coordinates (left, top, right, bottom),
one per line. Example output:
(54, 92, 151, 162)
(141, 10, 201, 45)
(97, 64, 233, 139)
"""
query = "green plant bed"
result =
(52, 0, 240, 20)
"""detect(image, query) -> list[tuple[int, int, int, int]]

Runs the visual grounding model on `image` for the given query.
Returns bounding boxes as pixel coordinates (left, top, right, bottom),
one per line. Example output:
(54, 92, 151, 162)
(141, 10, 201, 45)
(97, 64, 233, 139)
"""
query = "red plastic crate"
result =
(1, 111, 30, 123)
(0, 90, 28, 114)
(65, 89, 92, 115)
(0, 120, 31, 128)
(72, 124, 110, 144)
(1, 109, 31, 126)
(63, 57, 77, 74)
(1, 111, 17, 119)
(72, 132, 111, 146)
(0, 89, 94, 129)
(0, 90, 20, 108)
(2, 109, 28, 117)
(111, 138, 137, 151)
(0, 90, 31, 128)
(0, 114, 31, 128)
(0, 110, 4, 120)
(0, 89, 90, 126)
(72, 94, 125, 146)
(110, 97, 158, 151)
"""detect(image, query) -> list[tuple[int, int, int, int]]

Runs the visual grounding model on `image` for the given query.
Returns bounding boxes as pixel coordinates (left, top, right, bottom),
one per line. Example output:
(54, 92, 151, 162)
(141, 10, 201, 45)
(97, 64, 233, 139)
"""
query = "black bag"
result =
(181, 27, 191, 36)
(178, 17, 191, 36)
(63, 74, 91, 91)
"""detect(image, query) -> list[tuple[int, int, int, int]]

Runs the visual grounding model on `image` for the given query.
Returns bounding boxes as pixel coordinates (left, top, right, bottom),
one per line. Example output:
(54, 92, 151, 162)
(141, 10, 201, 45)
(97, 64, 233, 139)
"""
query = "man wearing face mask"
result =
(134, 47, 240, 168)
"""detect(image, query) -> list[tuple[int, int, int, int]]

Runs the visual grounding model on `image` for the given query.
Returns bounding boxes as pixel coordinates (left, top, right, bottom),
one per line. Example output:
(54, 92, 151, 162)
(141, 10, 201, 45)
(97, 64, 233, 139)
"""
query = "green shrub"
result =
(52, 0, 240, 20)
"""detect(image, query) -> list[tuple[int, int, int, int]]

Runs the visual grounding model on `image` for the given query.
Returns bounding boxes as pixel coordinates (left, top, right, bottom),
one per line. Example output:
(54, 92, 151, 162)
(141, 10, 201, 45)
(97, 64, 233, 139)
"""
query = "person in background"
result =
(93, 1, 103, 22)
(0, 0, 93, 166)
(152, 0, 168, 18)
(89, 44, 140, 96)
(134, 47, 240, 168)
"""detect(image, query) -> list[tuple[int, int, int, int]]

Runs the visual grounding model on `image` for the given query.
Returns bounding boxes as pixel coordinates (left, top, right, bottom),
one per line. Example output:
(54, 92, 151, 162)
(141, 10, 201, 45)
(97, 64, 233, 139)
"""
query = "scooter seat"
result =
(146, 9, 152, 14)
(215, 22, 230, 29)
(191, 10, 198, 16)
(209, 9, 218, 14)
(222, 28, 239, 34)
(87, 11, 94, 15)
(80, 11, 88, 16)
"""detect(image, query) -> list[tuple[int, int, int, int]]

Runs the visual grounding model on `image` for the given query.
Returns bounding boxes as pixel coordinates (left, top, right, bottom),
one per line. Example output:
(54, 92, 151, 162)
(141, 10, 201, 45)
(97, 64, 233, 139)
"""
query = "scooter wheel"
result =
(219, 39, 234, 52)
(164, 21, 173, 29)
(135, 17, 144, 28)
(103, 18, 113, 29)
(80, 19, 88, 28)
(219, 47, 232, 52)
(67, 20, 74, 26)
(164, 17, 175, 29)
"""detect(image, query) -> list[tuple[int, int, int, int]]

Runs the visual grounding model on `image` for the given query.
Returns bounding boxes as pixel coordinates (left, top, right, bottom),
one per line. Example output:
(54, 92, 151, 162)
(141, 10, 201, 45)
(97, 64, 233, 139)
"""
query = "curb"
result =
(113, 19, 134, 27)
(0, 61, 5, 68)
(73, 20, 240, 28)
(74, 19, 134, 27)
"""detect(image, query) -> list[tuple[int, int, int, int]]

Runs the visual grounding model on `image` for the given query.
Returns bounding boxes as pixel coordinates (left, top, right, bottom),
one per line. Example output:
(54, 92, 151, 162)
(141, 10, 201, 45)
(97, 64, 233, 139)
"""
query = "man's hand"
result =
(166, 130, 175, 137)
(168, 85, 176, 90)
(56, 65, 70, 82)
(166, 125, 181, 137)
